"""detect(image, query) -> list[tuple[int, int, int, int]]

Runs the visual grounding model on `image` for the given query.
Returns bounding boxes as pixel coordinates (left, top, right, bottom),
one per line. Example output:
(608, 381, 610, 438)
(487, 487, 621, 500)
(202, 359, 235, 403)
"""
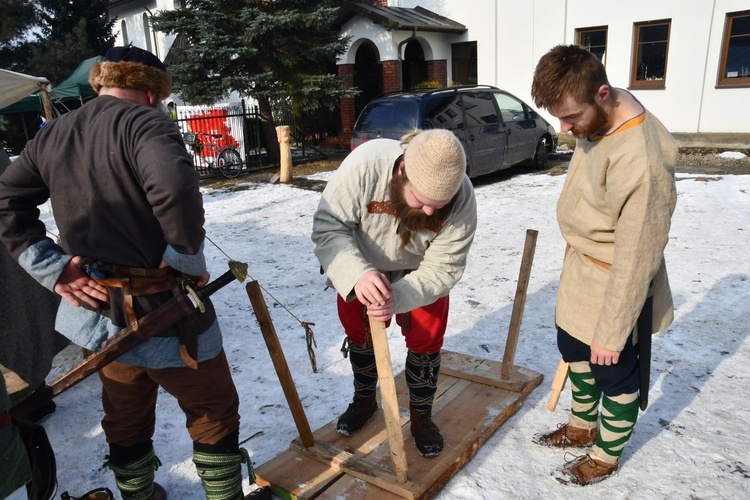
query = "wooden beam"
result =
(246, 280, 315, 447)
(502, 229, 538, 378)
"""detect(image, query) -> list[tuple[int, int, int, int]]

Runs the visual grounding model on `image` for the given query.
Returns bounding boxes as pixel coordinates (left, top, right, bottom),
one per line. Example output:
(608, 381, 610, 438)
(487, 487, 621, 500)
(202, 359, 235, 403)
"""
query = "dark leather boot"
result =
(336, 394, 377, 436)
(409, 406, 443, 457)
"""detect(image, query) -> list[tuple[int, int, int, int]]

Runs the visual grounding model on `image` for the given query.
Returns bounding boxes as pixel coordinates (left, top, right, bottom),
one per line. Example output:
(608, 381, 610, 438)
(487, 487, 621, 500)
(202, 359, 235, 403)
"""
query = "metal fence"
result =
(172, 101, 330, 178)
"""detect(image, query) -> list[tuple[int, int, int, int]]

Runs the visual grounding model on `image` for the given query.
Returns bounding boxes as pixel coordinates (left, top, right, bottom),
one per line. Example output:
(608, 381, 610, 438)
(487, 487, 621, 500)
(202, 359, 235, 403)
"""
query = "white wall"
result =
(393, 0, 749, 134)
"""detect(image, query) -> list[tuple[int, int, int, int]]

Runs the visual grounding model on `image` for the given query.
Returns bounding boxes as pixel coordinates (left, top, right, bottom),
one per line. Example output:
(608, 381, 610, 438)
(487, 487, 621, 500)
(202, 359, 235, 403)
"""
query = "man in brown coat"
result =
(530, 45, 677, 485)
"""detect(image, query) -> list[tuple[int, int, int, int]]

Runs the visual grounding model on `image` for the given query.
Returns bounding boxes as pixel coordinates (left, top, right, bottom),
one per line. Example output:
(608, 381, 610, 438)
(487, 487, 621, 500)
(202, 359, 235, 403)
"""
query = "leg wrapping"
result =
(193, 448, 254, 500)
(349, 342, 378, 399)
(568, 361, 601, 428)
(108, 444, 161, 500)
(405, 350, 440, 412)
(592, 391, 639, 463)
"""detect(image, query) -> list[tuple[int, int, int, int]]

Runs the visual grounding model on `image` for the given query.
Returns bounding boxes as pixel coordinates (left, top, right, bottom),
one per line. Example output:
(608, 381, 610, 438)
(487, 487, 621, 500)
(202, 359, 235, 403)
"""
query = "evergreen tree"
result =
(27, 0, 116, 84)
(152, 0, 356, 162)
(0, 0, 39, 73)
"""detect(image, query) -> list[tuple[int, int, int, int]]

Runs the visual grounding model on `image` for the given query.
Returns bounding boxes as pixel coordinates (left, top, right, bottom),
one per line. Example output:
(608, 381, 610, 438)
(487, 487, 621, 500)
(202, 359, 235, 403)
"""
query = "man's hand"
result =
(354, 270, 392, 307)
(366, 298, 395, 323)
(54, 256, 109, 308)
(590, 341, 620, 366)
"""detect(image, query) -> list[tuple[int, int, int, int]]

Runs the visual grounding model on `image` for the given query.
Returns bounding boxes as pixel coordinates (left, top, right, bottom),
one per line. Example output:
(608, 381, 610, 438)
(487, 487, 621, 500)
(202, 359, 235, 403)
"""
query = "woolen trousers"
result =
(99, 349, 240, 447)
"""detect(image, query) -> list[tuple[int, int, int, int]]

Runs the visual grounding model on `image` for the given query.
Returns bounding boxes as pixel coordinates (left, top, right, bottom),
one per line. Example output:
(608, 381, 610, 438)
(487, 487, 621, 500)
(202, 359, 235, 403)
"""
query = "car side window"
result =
(494, 93, 527, 123)
(460, 92, 500, 126)
(423, 95, 465, 130)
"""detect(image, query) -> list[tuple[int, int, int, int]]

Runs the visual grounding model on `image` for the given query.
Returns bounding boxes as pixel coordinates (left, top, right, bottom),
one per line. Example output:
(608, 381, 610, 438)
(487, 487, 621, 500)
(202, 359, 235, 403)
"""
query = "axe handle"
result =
(546, 359, 569, 412)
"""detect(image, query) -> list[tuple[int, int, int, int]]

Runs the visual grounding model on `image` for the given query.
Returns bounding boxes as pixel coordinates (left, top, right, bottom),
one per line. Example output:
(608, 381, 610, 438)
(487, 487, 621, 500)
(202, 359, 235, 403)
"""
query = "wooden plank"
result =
(502, 229, 538, 378)
(439, 363, 526, 392)
(254, 449, 342, 499)
(369, 319, 408, 483)
(246, 281, 315, 447)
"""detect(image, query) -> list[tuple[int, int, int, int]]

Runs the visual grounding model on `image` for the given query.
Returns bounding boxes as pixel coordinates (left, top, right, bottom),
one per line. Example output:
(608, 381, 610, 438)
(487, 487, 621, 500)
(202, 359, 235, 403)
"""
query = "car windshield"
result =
(355, 101, 418, 133)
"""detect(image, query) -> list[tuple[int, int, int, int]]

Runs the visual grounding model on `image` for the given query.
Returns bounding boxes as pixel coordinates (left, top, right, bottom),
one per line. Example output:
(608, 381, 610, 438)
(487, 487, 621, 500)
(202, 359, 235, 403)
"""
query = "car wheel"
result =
(533, 137, 549, 169)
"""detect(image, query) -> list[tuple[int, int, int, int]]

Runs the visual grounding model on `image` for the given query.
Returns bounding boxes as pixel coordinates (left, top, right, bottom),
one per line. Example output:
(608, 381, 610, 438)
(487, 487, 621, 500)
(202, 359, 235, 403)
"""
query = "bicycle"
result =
(182, 131, 243, 179)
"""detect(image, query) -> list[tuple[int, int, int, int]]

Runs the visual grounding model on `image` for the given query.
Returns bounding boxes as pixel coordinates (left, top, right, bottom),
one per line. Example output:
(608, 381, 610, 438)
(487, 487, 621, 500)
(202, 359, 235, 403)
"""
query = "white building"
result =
(109, 0, 750, 135)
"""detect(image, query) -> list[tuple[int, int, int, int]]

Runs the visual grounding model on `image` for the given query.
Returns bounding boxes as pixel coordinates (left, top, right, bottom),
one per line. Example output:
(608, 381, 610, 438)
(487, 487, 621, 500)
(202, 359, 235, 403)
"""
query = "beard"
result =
(570, 103, 609, 139)
(388, 174, 455, 247)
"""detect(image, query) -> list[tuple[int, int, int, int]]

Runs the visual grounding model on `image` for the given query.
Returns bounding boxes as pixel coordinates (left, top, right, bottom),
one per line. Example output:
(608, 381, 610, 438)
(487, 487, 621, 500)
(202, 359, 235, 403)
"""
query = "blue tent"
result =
(0, 56, 103, 114)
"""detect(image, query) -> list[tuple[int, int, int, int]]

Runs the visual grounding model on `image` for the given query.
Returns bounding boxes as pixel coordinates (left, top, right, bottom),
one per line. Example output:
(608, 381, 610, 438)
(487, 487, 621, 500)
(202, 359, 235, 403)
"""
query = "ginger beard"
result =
(388, 173, 455, 247)
(570, 101, 610, 139)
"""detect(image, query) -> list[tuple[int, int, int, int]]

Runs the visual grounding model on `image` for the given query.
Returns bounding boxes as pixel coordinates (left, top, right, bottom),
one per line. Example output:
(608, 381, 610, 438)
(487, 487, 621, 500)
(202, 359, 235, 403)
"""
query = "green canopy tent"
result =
(0, 56, 103, 115)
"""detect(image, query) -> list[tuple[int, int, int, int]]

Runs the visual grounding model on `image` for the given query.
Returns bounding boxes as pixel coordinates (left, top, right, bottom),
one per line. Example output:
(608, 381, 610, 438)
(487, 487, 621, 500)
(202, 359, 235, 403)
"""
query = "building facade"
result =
(110, 0, 750, 135)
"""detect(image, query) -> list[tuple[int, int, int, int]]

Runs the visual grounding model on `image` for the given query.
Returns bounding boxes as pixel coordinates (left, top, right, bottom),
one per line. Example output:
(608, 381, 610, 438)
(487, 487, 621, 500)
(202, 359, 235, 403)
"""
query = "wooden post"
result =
(546, 360, 569, 412)
(368, 318, 408, 484)
(501, 229, 538, 379)
(39, 83, 54, 122)
(246, 280, 314, 447)
(276, 125, 293, 183)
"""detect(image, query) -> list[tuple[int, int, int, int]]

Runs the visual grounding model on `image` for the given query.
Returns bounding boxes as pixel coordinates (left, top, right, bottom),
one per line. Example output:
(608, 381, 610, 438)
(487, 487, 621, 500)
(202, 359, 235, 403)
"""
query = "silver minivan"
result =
(351, 85, 558, 178)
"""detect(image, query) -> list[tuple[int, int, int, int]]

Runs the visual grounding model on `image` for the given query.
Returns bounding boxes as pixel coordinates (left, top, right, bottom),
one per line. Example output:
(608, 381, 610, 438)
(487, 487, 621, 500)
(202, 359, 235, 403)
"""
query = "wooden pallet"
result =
(254, 350, 542, 499)
(248, 230, 543, 499)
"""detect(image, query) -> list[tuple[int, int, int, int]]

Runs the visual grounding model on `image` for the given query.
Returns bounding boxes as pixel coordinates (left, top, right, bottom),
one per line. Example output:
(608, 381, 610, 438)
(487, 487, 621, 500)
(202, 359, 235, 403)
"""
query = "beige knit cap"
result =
(403, 129, 466, 201)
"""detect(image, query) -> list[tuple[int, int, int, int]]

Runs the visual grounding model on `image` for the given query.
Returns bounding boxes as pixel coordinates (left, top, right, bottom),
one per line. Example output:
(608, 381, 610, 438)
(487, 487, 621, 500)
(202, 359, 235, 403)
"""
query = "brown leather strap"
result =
(0, 412, 11, 427)
(93, 271, 181, 331)
(565, 243, 612, 270)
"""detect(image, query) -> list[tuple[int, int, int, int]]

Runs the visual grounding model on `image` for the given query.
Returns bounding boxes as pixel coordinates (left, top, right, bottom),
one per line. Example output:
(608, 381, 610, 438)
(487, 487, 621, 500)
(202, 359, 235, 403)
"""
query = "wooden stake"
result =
(276, 125, 293, 183)
(246, 280, 315, 447)
(546, 359, 569, 412)
(501, 229, 538, 379)
(368, 318, 408, 484)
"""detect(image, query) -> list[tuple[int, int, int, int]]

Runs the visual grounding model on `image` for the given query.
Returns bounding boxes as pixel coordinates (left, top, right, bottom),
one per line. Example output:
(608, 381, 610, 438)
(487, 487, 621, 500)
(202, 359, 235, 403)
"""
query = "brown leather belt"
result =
(91, 266, 200, 369)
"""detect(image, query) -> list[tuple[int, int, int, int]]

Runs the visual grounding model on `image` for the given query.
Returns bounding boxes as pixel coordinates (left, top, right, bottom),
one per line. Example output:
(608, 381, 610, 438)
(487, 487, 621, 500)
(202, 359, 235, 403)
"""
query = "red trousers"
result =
(98, 349, 240, 447)
(337, 295, 449, 354)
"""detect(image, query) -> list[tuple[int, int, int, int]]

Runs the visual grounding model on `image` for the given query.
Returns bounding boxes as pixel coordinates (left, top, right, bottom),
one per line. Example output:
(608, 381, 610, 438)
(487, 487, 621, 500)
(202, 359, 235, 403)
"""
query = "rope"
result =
(206, 235, 318, 373)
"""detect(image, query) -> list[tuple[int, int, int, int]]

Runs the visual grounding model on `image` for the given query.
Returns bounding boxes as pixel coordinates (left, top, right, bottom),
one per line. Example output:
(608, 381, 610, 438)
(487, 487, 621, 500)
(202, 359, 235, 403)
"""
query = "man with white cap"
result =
(312, 129, 477, 457)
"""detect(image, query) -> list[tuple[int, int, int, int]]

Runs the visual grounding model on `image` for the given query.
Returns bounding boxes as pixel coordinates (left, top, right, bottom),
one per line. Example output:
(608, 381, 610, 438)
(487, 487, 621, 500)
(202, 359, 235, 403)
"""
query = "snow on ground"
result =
(39, 169, 750, 499)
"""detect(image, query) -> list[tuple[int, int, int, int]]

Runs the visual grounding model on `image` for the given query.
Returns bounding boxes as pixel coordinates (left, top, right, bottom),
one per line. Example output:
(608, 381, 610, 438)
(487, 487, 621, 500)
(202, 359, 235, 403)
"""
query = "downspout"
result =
(144, 6, 160, 59)
(398, 28, 417, 91)
(696, 0, 717, 133)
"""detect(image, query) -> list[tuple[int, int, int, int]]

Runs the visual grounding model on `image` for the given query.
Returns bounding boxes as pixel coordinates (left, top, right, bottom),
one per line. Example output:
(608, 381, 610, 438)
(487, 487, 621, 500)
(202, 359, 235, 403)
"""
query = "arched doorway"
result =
(353, 43, 382, 118)
(402, 39, 427, 90)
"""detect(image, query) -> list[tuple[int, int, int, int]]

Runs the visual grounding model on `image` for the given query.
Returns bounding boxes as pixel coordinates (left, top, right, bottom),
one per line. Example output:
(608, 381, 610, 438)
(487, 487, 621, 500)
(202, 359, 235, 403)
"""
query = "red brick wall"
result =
(427, 60, 448, 87)
(338, 64, 356, 134)
(382, 60, 401, 93)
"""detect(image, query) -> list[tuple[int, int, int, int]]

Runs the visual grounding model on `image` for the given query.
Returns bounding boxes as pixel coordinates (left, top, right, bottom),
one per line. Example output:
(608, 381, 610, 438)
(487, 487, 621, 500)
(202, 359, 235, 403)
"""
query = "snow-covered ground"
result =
(40, 167, 750, 499)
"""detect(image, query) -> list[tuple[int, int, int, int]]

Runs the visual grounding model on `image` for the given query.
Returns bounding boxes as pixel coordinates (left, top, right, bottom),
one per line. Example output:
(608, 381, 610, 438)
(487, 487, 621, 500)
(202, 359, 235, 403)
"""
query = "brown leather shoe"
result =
(554, 454, 618, 485)
(149, 482, 167, 500)
(532, 423, 596, 448)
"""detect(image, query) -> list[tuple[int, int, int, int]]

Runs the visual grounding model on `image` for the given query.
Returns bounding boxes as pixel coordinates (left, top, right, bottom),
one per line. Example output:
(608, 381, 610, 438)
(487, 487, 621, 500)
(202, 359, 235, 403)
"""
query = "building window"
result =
(452, 42, 477, 86)
(576, 26, 608, 64)
(631, 19, 671, 89)
(718, 10, 750, 87)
